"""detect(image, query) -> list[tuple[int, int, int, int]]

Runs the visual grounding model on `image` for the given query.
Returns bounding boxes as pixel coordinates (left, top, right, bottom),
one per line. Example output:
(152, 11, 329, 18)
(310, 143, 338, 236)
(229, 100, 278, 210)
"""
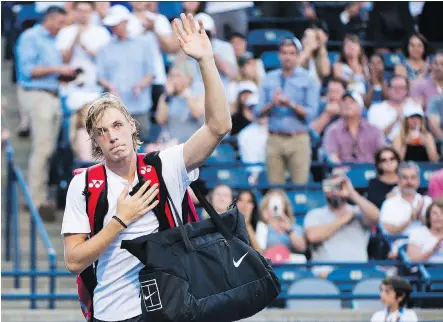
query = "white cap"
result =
(67, 92, 101, 112)
(245, 94, 259, 107)
(103, 5, 131, 27)
(237, 81, 258, 96)
(194, 13, 215, 32)
(342, 90, 364, 108)
(403, 100, 424, 118)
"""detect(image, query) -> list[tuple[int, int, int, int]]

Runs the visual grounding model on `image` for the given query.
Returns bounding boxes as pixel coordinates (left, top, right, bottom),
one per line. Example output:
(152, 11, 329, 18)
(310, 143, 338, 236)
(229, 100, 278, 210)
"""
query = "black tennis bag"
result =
(121, 183, 281, 322)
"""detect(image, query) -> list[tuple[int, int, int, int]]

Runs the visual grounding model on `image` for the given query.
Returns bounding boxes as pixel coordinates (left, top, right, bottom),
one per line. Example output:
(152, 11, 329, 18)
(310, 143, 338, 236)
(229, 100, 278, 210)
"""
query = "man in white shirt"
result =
(62, 13, 232, 322)
(56, 1, 111, 93)
(368, 75, 410, 143)
(205, 2, 253, 41)
(380, 162, 432, 255)
(371, 277, 418, 322)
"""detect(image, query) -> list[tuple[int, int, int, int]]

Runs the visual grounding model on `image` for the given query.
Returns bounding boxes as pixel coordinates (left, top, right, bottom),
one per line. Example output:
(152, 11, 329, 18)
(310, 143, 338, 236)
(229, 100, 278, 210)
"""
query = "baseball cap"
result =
(194, 13, 215, 32)
(279, 37, 302, 52)
(245, 94, 259, 108)
(103, 5, 131, 27)
(238, 52, 254, 68)
(342, 90, 364, 107)
(403, 101, 424, 118)
(237, 81, 258, 96)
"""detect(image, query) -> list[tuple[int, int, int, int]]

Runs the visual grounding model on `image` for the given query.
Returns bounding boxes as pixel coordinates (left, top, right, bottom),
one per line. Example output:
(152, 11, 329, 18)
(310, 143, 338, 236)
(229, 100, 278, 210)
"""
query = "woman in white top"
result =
(333, 34, 369, 95)
(371, 277, 418, 322)
(407, 199, 443, 263)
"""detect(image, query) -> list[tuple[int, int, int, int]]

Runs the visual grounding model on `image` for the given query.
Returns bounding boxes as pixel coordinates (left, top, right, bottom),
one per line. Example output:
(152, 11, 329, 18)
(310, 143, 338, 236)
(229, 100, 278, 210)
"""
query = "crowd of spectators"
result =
(3, 1, 443, 300)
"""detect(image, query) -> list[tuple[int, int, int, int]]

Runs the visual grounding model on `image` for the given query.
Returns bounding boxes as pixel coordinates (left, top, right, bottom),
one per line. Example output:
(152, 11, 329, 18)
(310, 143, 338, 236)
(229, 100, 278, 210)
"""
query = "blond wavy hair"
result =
(259, 189, 294, 224)
(85, 93, 142, 161)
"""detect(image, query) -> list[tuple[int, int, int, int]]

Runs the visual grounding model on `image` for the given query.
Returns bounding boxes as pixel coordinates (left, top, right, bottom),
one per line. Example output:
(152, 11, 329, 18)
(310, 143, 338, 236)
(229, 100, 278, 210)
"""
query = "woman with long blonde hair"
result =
(392, 101, 438, 162)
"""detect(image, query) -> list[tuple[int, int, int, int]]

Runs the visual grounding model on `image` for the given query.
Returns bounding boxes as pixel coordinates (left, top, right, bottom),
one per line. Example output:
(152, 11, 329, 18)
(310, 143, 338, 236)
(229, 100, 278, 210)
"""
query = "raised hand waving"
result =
(172, 13, 214, 61)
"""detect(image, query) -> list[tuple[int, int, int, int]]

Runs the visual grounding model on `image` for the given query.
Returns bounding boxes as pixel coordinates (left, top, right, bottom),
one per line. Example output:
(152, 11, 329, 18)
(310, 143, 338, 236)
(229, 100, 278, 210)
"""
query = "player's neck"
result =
(387, 303, 400, 313)
(106, 152, 137, 182)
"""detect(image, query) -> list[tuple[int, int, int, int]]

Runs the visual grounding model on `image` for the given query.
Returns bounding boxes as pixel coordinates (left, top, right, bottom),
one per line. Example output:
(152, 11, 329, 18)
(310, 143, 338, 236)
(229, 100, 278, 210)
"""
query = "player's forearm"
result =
(65, 219, 125, 275)
(199, 57, 232, 135)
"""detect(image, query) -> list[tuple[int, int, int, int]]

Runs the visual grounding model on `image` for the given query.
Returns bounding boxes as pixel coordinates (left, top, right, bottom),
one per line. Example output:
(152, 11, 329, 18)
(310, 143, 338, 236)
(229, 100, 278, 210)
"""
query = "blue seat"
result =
(417, 162, 443, 189)
(158, 1, 182, 20)
(247, 29, 294, 47)
(352, 278, 384, 310)
(260, 51, 280, 71)
(206, 144, 236, 164)
(381, 52, 405, 70)
(426, 266, 443, 291)
(274, 268, 313, 294)
(286, 278, 342, 310)
(201, 167, 250, 188)
(328, 51, 340, 64)
(287, 187, 326, 215)
(327, 267, 386, 293)
(344, 164, 377, 189)
(16, 4, 41, 27)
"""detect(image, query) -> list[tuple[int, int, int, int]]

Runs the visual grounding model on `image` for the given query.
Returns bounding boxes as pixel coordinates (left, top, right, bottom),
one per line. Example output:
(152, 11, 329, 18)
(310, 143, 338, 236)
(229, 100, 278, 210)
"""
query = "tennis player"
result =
(62, 13, 231, 322)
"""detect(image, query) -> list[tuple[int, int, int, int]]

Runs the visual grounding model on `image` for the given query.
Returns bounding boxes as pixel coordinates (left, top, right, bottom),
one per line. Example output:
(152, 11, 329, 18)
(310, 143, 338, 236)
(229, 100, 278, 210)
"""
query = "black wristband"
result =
(113, 216, 127, 229)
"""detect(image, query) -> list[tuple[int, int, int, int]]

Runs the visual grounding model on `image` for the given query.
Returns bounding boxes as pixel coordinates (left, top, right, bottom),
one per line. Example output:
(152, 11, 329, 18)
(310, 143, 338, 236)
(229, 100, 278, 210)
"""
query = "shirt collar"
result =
(36, 24, 53, 38)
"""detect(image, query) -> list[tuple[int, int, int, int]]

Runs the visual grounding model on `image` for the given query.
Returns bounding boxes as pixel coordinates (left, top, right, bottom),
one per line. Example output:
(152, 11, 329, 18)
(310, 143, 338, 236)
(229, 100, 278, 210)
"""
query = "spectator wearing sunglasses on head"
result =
(323, 91, 385, 164)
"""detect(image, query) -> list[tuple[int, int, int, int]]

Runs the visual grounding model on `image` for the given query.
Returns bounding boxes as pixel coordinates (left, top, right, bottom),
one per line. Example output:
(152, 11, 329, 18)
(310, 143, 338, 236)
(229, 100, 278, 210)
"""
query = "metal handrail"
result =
(3, 140, 57, 309)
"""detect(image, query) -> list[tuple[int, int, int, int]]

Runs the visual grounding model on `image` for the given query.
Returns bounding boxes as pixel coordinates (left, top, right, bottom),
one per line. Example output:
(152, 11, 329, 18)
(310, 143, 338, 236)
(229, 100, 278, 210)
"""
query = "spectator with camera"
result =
(255, 189, 306, 257)
(304, 173, 379, 276)
(380, 162, 432, 256)
(311, 78, 345, 138)
(97, 5, 155, 139)
(367, 147, 401, 209)
(256, 37, 320, 185)
(297, 25, 331, 84)
(368, 75, 410, 144)
(392, 101, 439, 162)
(16, 6, 78, 219)
(407, 199, 443, 264)
(323, 91, 384, 163)
(155, 61, 205, 144)
(410, 51, 443, 109)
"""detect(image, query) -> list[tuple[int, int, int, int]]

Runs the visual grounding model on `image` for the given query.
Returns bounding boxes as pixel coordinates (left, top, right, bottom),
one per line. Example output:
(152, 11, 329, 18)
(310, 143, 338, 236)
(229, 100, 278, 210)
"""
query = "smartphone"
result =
(268, 195, 284, 217)
(322, 177, 344, 193)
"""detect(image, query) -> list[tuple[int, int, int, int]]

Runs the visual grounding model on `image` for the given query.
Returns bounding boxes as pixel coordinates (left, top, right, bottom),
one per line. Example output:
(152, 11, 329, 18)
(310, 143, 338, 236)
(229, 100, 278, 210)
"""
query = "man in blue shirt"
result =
(256, 37, 320, 185)
(97, 5, 155, 140)
(16, 6, 76, 220)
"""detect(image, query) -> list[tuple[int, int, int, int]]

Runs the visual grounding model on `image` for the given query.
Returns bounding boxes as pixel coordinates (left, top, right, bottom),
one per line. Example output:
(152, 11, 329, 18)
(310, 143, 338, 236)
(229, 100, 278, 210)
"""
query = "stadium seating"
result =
(327, 267, 386, 293)
(286, 278, 342, 310)
(247, 29, 294, 55)
(286, 186, 327, 215)
(206, 144, 237, 164)
(158, 1, 182, 20)
(332, 163, 377, 190)
(352, 278, 384, 310)
(425, 266, 443, 291)
(260, 51, 280, 71)
(417, 162, 442, 189)
(381, 52, 406, 70)
(328, 51, 340, 64)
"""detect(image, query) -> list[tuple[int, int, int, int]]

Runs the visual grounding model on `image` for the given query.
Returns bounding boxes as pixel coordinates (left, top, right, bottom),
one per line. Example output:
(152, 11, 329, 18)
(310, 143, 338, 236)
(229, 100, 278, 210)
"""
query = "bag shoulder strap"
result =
(84, 163, 108, 236)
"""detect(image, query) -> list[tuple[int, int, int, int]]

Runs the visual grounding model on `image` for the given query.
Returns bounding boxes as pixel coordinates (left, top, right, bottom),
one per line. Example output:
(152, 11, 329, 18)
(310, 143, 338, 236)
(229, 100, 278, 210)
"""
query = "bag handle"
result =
(165, 183, 234, 253)
(189, 182, 233, 240)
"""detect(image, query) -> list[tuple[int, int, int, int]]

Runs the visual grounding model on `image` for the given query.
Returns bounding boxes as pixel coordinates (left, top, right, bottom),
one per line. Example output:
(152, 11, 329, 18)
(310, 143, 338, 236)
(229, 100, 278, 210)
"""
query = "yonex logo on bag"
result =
(140, 166, 152, 174)
(88, 180, 104, 188)
(141, 279, 162, 312)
